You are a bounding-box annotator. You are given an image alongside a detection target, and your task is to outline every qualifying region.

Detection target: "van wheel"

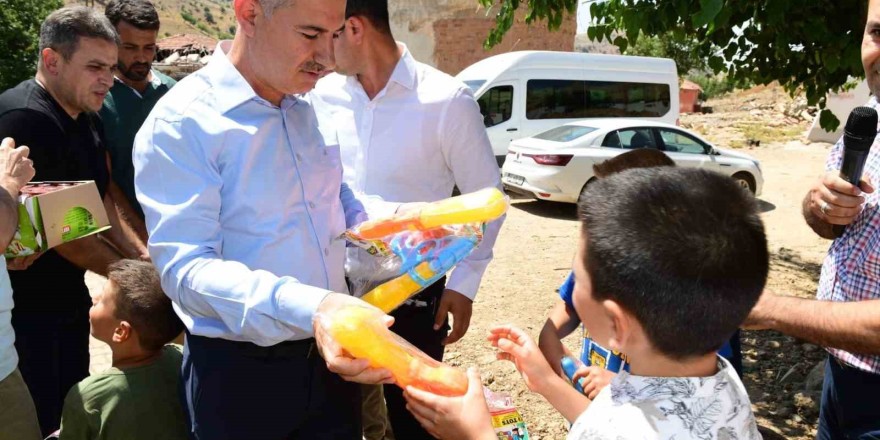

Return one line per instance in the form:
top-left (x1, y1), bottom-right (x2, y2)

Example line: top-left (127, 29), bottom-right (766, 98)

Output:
top-left (577, 178), bottom-right (598, 206)
top-left (732, 172), bottom-right (756, 195)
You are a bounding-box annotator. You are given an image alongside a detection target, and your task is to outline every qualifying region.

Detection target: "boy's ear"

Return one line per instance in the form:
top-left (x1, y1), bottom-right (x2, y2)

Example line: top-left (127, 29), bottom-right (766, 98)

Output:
top-left (602, 299), bottom-right (632, 353)
top-left (113, 321), bottom-right (132, 344)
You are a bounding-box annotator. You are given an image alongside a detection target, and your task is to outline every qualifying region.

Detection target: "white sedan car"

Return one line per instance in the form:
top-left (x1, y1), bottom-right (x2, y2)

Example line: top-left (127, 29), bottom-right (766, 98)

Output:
top-left (501, 119), bottom-right (763, 204)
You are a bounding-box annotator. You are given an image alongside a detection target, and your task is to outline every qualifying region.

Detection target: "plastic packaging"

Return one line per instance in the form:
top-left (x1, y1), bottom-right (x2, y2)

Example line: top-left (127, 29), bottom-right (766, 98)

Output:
top-left (318, 304), bottom-right (468, 396)
top-left (343, 187), bottom-right (509, 312)
top-left (485, 387), bottom-right (531, 440)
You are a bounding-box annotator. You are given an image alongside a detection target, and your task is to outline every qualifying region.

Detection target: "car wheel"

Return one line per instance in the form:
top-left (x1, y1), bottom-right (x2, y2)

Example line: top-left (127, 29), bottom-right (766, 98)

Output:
top-left (732, 172), bottom-right (756, 195)
top-left (577, 178), bottom-right (598, 206)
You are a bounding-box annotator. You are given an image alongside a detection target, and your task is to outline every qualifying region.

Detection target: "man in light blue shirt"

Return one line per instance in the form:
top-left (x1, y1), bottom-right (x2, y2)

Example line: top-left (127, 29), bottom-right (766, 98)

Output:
top-left (133, 0), bottom-right (394, 438)
top-left (0, 137), bottom-right (39, 440)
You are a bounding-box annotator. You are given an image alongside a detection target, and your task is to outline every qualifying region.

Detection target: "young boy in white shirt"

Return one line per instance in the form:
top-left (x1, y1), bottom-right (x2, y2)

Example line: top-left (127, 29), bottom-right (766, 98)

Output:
top-left (404, 167), bottom-right (766, 439)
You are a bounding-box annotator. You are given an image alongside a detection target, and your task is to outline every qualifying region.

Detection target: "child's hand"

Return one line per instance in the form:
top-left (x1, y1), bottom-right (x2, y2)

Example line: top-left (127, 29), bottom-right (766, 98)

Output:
top-left (488, 325), bottom-right (556, 393)
top-left (572, 366), bottom-right (616, 399)
top-left (404, 368), bottom-right (496, 440)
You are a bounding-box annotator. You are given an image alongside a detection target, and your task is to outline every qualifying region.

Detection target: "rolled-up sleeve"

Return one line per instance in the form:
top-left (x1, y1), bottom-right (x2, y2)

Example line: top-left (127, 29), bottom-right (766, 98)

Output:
top-left (134, 117), bottom-right (329, 346)
top-left (439, 89), bottom-right (506, 300)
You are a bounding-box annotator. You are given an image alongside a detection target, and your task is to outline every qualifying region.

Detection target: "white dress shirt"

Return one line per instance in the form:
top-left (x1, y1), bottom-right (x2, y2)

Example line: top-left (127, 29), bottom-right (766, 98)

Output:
top-left (134, 42), bottom-right (372, 346)
top-left (313, 45), bottom-right (504, 299)
top-left (0, 259), bottom-right (17, 380)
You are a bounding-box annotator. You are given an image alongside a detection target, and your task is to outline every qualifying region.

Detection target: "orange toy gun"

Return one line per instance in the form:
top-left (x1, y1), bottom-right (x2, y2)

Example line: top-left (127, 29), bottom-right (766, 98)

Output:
top-left (351, 187), bottom-right (507, 241)
top-left (321, 305), bottom-right (467, 396)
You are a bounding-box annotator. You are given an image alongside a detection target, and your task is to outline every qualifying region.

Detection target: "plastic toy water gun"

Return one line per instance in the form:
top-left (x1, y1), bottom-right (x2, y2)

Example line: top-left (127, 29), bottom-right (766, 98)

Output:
top-left (321, 304), bottom-right (468, 396)
top-left (561, 355), bottom-right (587, 394)
top-left (351, 187), bottom-right (507, 240)
top-left (361, 232), bottom-right (478, 312)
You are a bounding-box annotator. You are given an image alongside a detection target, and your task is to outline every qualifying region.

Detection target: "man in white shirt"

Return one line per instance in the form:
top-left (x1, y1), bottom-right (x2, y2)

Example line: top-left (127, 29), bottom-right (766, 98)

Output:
top-left (0, 137), bottom-right (39, 440)
top-left (313, 1), bottom-right (503, 438)
top-left (133, 0), bottom-right (395, 438)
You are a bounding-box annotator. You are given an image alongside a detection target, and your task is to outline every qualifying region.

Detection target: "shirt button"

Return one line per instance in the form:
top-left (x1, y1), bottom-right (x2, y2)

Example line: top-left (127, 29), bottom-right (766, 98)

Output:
top-left (295, 153), bottom-right (303, 161)
top-left (324, 248), bottom-right (330, 256)
top-left (308, 201), bottom-right (316, 209)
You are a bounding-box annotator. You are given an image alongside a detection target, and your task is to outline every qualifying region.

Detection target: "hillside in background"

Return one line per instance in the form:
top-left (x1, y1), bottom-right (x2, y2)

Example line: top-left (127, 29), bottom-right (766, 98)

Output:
top-left (64, 0), bottom-right (236, 40)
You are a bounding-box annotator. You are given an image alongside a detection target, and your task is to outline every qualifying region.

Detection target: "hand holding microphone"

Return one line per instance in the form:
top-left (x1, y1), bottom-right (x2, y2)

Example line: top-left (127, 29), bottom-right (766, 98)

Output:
top-left (809, 106), bottom-right (877, 237)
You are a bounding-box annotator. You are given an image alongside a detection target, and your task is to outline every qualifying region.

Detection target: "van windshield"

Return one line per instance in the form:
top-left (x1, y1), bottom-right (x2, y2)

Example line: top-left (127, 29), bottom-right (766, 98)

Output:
top-left (533, 125), bottom-right (597, 142)
top-left (464, 80), bottom-right (486, 93)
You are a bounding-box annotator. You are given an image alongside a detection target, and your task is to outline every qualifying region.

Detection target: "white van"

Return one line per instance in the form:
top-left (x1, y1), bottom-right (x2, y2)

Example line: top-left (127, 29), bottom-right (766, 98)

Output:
top-left (456, 51), bottom-right (680, 166)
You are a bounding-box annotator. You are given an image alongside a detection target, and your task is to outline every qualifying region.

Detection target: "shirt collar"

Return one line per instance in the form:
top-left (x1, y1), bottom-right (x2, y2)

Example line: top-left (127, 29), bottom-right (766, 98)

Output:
top-left (609, 356), bottom-right (733, 405)
top-left (203, 41), bottom-right (264, 114)
top-left (112, 70), bottom-right (164, 98)
top-left (343, 42), bottom-right (417, 95)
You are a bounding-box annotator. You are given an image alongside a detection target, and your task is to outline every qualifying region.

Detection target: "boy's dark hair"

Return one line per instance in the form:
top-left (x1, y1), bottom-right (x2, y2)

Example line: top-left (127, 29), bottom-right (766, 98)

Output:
top-left (579, 168), bottom-right (768, 360)
top-left (346, 0), bottom-right (392, 35)
top-left (108, 260), bottom-right (183, 351)
top-left (593, 149), bottom-right (675, 178)
top-left (105, 0), bottom-right (160, 31)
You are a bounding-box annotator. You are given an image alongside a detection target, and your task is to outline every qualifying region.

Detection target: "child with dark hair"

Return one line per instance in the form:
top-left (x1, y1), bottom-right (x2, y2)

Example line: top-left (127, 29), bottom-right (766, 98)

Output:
top-left (404, 167), bottom-right (767, 439)
top-left (539, 149), bottom-right (675, 398)
top-left (57, 260), bottom-right (187, 440)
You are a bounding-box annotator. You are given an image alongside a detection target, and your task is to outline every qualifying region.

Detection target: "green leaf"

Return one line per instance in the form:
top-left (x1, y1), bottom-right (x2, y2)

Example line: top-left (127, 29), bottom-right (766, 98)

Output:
top-left (819, 109), bottom-right (841, 132)
top-left (613, 36), bottom-right (629, 53)
top-left (692, 0), bottom-right (723, 28)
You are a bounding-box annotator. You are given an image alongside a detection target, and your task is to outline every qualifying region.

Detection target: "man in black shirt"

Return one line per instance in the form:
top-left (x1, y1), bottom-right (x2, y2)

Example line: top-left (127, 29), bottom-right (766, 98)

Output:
top-left (0, 6), bottom-right (147, 435)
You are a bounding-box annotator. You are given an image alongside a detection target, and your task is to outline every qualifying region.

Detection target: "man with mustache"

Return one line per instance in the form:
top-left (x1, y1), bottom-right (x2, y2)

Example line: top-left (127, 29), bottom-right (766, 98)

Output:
top-left (100, 0), bottom-right (175, 230)
top-left (133, 0), bottom-right (398, 438)
top-left (0, 6), bottom-right (148, 435)
top-left (745, 0), bottom-right (880, 437)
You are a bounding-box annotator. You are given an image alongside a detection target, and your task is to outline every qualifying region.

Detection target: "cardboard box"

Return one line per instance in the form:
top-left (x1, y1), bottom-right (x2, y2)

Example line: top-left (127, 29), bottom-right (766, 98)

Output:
top-left (5, 181), bottom-right (111, 258)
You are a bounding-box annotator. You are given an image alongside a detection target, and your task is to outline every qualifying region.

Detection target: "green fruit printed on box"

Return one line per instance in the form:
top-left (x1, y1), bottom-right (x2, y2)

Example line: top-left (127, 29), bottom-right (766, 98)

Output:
top-left (62, 206), bottom-right (98, 241)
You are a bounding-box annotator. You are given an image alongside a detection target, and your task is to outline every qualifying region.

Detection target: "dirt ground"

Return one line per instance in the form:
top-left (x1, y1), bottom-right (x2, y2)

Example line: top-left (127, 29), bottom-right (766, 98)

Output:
top-left (85, 84), bottom-right (834, 438)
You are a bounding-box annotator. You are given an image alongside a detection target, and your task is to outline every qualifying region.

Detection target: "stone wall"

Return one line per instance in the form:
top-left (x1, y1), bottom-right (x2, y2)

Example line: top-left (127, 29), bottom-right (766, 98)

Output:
top-left (390, 1), bottom-right (576, 75)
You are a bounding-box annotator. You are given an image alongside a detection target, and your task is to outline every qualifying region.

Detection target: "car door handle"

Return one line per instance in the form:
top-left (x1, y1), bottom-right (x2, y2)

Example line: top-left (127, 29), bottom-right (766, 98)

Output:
top-left (507, 128), bottom-right (518, 132)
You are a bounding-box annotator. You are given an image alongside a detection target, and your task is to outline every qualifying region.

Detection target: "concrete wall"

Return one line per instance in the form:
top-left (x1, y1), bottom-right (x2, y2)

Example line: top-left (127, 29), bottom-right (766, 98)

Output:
top-left (389, 1), bottom-right (576, 75)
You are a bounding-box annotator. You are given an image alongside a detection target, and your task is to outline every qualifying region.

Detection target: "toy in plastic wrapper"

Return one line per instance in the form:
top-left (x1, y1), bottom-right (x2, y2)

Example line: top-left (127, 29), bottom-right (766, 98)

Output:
top-left (342, 187), bottom-right (508, 312)
top-left (318, 304), bottom-right (468, 396)
top-left (485, 387), bottom-right (530, 440)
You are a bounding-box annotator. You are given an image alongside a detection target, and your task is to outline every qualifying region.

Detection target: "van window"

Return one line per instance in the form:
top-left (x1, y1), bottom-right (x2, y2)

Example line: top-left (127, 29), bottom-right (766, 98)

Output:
top-left (526, 80), bottom-right (671, 120)
top-left (477, 85), bottom-right (514, 128)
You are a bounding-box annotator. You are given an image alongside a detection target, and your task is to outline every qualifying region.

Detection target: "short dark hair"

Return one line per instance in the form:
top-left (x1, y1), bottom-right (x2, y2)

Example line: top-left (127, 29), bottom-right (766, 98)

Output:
top-left (108, 260), bottom-right (183, 351)
top-left (579, 168), bottom-right (768, 360)
top-left (39, 6), bottom-right (120, 60)
top-left (346, 0), bottom-right (392, 35)
top-left (105, 0), bottom-right (160, 31)
top-left (593, 149), bottom-right (675, 178)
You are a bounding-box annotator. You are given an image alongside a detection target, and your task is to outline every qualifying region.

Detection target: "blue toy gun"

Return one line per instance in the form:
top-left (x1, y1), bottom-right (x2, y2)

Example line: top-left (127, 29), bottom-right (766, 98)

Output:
top-left (360, 231), bottom-right (479, 312)
top-left (561, 355), bottom-right (587, 394)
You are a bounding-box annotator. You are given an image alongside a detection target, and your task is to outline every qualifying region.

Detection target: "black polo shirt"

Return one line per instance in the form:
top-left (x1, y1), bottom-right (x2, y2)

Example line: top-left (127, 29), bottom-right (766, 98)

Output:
top-left (0, 79), bottom-right (110, 312)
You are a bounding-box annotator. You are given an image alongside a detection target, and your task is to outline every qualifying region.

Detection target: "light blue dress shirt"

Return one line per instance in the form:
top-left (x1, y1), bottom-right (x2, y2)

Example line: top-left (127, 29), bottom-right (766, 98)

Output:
top-left (0, 259), bottom-right (18, 380)
top-left (134, 42), bottom-right (369, 346)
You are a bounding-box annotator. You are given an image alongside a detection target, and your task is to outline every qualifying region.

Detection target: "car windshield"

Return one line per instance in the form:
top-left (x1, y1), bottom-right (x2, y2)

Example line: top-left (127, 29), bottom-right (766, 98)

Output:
top-left (533, 125), bottom-right (598, 142)
top-left (463, 80), bottom-right (486, 93)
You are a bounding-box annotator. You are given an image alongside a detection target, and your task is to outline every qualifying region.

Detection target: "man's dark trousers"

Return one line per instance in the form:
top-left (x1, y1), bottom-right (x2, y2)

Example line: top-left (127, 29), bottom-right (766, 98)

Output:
top-left (817, 355), bottom-right (880, 439)
top-left (182, 332), bottom-right (362, 439)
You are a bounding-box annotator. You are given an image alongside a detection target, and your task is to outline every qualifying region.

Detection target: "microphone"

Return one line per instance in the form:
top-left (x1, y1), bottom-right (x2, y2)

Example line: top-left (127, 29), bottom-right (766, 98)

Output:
top-left (833, 106), bottom-right (878, 238)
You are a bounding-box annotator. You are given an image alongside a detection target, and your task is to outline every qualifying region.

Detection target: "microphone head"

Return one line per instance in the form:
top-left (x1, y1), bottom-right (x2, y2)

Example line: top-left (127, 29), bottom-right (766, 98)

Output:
top-left (843, 106), bottom-right (878, 152)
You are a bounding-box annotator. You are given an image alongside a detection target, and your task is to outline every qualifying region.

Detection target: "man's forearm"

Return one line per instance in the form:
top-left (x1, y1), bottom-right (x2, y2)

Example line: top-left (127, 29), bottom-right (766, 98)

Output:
top-left (102, 191), bottom-right (147, 259)
top-left (803, 191), bottom-right (835, 239)
top-left (54, 234), bottom-right (123, 276)
top-left (760, 295), bottom-right (880, 355)
top-left (108, 182), bottom-right (148, 242)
